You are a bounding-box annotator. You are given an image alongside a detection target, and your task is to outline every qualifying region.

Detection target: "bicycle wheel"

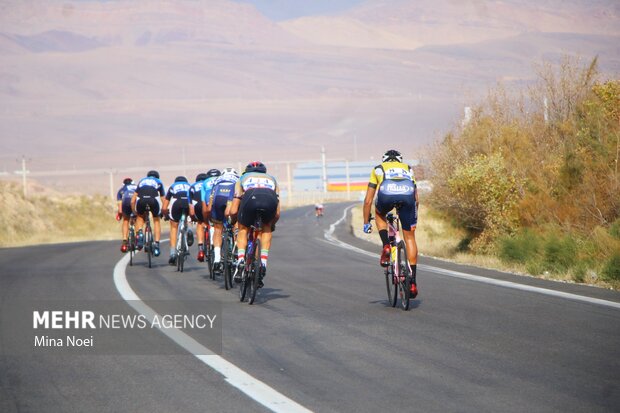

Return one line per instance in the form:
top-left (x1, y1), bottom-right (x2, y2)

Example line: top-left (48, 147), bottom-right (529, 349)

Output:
top-left (239, 258), bottom-right (248, 302)
top-left (248, 238), bottom-right (261, 304)
top-left (397, 240), bottom-right (411, 311)
top-left (385, 261), bottom-right (398, 307)
top-left (128, 227), bottom-right (135, 266)
top-left (222, 231), bottom-right (231, 290)
top-left (146, 227), bottom-right (153, 268)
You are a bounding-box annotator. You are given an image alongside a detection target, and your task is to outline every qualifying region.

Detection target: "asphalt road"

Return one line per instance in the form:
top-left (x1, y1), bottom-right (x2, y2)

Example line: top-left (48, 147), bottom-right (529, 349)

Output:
top-left (1, 203), bottom-right (619, 412)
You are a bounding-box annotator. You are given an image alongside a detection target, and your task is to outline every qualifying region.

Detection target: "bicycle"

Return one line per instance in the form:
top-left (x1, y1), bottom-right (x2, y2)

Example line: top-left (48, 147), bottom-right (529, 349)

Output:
top-left (239, 210), bottom-right (264, 305)
top-left (128, 214), bottom-right (137, 266)
top-left (221, 218), bottom-right (237, 290)
top-left (203, 222), bottom-right (216, 280)
top-left (175, 210), bottom-right (190, 273)
top-left (384, 210), bottom-right (412, 310)
top-left (143, 204), bottom-right (155, 269)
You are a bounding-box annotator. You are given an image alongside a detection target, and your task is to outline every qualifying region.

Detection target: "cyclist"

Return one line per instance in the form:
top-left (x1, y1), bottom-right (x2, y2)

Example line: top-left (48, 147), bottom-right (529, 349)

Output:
top-left (131, 170), bottom-right (165, 257)
top-left (229, 161), bottom-right (280, 287)
top-left (116, 177), bottom-right (137, 252)
top-left (362, 149), bottom-right (419, 298)
top-left (162, 176), bottom-right (192, 265)
top-left (315, 202), bottom-right (324, 218)
top-left (205, 167), bottom-right (239, 274)
top-left (188, 172), bottom-right (208, 262)
top-left (198, 168), bottom-right (221, 260)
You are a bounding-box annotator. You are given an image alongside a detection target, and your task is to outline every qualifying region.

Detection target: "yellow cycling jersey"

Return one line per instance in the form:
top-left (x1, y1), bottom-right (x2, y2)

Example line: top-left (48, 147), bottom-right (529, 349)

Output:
top-left (368, 161), bottom-right (416, 189)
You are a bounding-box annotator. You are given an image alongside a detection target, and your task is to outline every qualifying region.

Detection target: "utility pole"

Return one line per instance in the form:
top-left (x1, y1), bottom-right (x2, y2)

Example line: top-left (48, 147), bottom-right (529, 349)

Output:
top-left (321, 146), bottom-right (327, 193)
top-left (15, 156), bottom-right (29, 198)
top-left (108, 171), bottom-right (115, 201)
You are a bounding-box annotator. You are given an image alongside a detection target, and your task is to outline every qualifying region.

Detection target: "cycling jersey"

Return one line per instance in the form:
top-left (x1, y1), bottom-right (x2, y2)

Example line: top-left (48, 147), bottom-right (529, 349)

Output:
top-left (165, 181), bottom-right (191, 222)
top-left (369, 161), bottom-right (417, 230)
top-left (200, 176), bottom-right (218, 205)
top-left (235, 172), bottom-right (278, 195)
top-left (136, 177), bottom-right (165, 199)
top-left (117, 183), bottom-right (137, 202)
top-left (117, 183), bottom-right (137, 216)
top-left (210, 175), bottom-right (238, 223)
top-left (368, 161), bottom-right (416, 190)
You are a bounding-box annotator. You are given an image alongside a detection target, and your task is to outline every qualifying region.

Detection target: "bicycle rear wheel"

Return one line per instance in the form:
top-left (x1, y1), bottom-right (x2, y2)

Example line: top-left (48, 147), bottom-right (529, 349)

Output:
top-left (146, 227), bottom-right (153, 268)
top-left (222, 231), bottom-right (231, 290)
top-left (128, 227), bottom-right (135, 266)
top-left (385, 262), bottom-right (397, 307)
top-left (248, 238), bottom-right (261, 305)
top-left (397, 240), bottom-right (411, 310)
top-left (239, 260), bottom-right (248, 302)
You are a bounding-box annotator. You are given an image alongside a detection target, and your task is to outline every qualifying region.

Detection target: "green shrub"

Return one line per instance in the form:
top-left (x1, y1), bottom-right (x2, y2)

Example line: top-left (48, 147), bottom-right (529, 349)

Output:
top-left (498, 229), bottom-right (541, 264)
top-left (543, 235), bottom-right (578, 273)
top-left (602, 252), bottom-right (620, 281)
top-left (609, 219), bottom-right (620, 240)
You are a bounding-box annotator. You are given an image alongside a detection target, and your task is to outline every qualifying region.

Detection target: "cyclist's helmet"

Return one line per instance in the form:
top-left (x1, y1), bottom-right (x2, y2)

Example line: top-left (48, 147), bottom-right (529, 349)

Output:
top-left (221, 167), bottom-right (239, 179)
top-left (123, 177), bottom-right (133, 185)
top-left (195, 173), bottom-right (208, 182)
top-left (245, 161), bottom-right (267, 174)
top-left (147, 170), bottom-right (160, 179)
top-left (382, 149), bottom-right (403, 163)
top-left (174, 176), bottom-right (188, 183)
top-left (206, 168), bottom-right (221, 178)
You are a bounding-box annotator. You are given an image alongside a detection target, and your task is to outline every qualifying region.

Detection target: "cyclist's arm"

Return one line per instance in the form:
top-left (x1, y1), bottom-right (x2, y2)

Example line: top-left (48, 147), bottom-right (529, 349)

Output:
top-left (228, 181), bottom-right (243, 218)
top-left (363, 168), bottom-right (378, 224)
top-left (363, 185), bottom-right (376, 224)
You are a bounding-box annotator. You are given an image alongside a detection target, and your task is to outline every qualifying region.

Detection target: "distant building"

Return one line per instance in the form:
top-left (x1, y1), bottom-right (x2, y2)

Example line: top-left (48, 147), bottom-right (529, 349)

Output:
top-left (293, 160), bottom-right (422, 192)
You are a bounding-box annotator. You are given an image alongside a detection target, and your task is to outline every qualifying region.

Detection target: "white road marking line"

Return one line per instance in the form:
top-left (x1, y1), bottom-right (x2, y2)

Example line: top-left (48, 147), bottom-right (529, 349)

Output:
top-left (113, 254), bottom-right (313, 413)
top-left (325, 205), bottom-right (620, 310)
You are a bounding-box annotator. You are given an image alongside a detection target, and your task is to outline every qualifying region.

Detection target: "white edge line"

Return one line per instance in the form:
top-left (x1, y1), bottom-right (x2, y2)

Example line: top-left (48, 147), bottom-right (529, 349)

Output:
top-left (113, 254), bottom-right (313, 413)
top-left (324, 205), bottom-right (620, 310)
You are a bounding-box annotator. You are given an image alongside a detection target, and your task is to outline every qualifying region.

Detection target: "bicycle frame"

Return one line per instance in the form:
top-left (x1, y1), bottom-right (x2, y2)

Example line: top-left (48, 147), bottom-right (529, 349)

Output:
top-left (386, 213), bottom-right (403, 281)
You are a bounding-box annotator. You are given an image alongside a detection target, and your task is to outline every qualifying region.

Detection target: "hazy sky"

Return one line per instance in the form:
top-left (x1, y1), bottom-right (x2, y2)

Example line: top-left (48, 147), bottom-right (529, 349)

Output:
top-left (234, 0), bottom-right (365, 20)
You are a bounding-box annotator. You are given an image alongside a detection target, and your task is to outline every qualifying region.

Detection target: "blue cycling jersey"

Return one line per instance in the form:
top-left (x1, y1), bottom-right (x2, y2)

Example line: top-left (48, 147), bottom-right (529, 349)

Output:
top-left (200, 177), bottom-right (218, 204)
top-left (136, 177), bottom-right (165, 198)
top-left (117, 183), bottom-right (137, 202)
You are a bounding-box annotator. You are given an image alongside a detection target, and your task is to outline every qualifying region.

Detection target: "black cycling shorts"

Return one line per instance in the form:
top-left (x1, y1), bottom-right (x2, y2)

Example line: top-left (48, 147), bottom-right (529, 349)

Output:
top-left (193, 201), bottom-right (204, 223)
top-left (136, 197), bottom-right (161, 217)
top-left (211, 195), bottom-right (230, 223)
top-left (375, 192), bottom-right (417, 230)
top-left (169, 199), bottom-right (190, 223)
top-left (121, 199), bottom-right (133, 218)
top-left (238, 188), bottom-right (278, 228)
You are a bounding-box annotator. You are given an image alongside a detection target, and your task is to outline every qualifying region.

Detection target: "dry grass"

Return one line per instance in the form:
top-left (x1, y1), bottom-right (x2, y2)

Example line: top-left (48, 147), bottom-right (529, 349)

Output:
top-left (0, 181), bottom-right (119, 247)
top-left (350, 203), bottom-right (617, 288)
top-left (350, 203), bottom-right (467, 257)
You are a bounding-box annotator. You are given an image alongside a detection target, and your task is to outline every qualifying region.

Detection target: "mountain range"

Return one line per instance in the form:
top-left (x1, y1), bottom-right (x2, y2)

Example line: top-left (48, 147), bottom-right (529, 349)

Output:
top-left (0, 0), bottom-right (618, 191)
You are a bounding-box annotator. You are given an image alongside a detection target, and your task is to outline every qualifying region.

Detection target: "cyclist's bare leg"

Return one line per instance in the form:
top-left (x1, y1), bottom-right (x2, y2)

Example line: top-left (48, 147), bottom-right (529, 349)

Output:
top-left (402, 227), bottom-right (418, 265)
top-left (122, 216), bottom-right (130, 240)
top-left (169, 221), bottom-right (178, 251)
top-left (213, 222), bottom-right (223, 248)
top-left (235, 223), bottom-right (249, 267)
top-left (259, 224), bottom-right (273, 250)
top-left (153, 217), bottom-right (161, 242)
top-left (197, 222), bottom-right (205, 245)
top-left (135, 215), bottom-right (145, 233)
top-left (375, 210), bottom-right (388, 231)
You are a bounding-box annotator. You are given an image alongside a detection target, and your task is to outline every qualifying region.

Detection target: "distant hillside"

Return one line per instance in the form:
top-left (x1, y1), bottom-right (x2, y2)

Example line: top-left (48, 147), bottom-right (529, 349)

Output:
top-left (280, 0), bottom-right (620, 49)
top-left (0, 0), bottom-right (617, 193)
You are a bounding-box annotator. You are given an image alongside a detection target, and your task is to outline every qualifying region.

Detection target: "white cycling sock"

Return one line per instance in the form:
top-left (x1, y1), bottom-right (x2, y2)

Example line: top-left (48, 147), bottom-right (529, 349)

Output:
top-left (214, 247), bottom-right (221, 263)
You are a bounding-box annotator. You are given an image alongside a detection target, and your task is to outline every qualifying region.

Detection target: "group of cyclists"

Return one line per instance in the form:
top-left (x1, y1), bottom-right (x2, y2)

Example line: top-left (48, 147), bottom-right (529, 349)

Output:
top-left (116, 149), bottom-right (419, 298)
top-left (116, 161), bottom-right (280, 287)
